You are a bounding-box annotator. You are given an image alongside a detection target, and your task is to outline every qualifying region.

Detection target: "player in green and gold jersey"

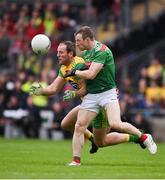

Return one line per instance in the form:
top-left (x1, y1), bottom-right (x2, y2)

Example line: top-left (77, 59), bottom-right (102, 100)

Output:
top-left (29, 41), bottom-right (97, 152)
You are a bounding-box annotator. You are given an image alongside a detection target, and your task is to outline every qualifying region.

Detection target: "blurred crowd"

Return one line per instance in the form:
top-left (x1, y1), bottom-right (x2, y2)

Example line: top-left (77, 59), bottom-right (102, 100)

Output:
top-left (0, 0), bottom-right (83, 138)
top-left (119, 56), bottom-right (165, 135)
top-left (0, 0), bottom-right (164, 139)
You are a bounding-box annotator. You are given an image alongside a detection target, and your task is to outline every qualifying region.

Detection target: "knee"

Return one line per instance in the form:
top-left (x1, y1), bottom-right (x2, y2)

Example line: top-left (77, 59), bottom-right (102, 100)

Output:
top-left (110, 121), bottom-right (123, 130)
top-left (94, 138), bottom-right (106, 147)
top-left (61, 118), bottom-right (68, 130)
top-left (75, 122), bottom-right (86, 134)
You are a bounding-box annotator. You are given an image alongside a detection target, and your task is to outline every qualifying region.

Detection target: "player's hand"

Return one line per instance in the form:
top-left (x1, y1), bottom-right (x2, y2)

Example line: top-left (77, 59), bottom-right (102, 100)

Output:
top-left (29, 83), bottom-right (43, 96)
top-left (64, 69), bottom-right (76, 78)
top-left (63, 90), bottom-right (76, 101)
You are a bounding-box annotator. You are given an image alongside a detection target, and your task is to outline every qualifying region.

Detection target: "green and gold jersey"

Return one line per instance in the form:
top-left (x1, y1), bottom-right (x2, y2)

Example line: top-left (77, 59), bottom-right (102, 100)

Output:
top-left (82, 41), bottom-right (116, 94)
top-left (58, 56), bottom-right (85, 90)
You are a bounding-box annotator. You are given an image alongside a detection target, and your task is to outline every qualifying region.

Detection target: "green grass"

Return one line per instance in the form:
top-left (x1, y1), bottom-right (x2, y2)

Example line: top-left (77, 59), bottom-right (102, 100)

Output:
top-left (0, 138), bottom-right (165, 179)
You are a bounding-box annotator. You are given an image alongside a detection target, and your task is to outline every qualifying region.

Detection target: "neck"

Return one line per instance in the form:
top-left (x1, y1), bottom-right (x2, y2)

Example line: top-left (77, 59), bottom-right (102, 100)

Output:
top-left (64, 58), bottom-right (73, 66)
top-left (87, 40), bottom-right (95, 50)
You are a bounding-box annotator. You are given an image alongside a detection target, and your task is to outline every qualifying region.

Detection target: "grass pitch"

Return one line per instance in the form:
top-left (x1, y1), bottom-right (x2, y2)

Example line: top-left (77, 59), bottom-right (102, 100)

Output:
top-left (0, 138), bottom-right (165, 179)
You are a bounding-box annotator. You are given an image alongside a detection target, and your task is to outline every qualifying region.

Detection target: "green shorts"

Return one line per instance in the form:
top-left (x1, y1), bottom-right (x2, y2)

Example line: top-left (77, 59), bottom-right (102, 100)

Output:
top-left (92, 107), bottom-right (109, 129)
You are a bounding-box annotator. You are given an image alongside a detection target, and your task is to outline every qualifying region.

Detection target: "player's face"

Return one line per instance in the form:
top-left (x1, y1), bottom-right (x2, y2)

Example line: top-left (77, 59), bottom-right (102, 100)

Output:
top-left (75, 33), bottom-right (88, 51)
top-left (57, 43), bottom-right (71, 65)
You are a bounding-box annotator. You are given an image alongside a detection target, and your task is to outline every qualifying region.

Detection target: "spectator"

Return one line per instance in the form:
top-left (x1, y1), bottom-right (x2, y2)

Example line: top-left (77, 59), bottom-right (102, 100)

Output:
top-left (58, 16), bottom-right (75, 41)
top-left (43, 11), bottom-right (57, 36)
top-left (139, 67), bottom-right (150, 83)
top-left (52, 101), bottom-right (66, 138)
top-left (9, 2), bottom-right (18, 22)
top-left (26, 17), bottom-right (44, 41)
top-left (147, 57), bottom-right (163, 82)
top-left (22, 96), bottom-right (41, 138)
top-left (121, 77), bottom-right (134, 94)
top-left (134, 79), bottom-right (147, 109)
top-left (145, 80), bottom-right (161, 107)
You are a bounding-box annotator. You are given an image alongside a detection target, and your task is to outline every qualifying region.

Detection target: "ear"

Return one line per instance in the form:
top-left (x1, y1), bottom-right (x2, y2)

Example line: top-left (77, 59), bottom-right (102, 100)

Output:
top-left (68, 51), bottom-right (74, 57)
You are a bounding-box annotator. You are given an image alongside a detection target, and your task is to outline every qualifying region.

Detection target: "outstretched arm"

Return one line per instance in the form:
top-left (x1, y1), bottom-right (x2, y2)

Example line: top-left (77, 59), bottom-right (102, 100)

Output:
top-left (30, 76), bottom-right (65, 96)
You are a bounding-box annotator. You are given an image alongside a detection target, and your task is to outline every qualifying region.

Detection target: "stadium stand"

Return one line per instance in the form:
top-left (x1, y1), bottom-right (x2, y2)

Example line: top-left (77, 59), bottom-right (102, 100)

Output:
top-left (0, 0), bottom-right (165, 140)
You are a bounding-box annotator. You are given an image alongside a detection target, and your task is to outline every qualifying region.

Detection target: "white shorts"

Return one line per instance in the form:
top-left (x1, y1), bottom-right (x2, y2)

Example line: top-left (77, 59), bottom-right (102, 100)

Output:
top-left (80, 88), bottom-right (119, 113)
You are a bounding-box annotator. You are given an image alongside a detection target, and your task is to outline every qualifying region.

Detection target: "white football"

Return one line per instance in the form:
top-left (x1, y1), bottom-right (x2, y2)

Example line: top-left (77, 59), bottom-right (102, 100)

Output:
top-left (31, 34), bottom-right (51, 55)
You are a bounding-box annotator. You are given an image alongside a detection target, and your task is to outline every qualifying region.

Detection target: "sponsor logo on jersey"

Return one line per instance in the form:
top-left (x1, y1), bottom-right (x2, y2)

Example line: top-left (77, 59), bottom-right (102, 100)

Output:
top-left (68, 80), bottom-right (79, 89)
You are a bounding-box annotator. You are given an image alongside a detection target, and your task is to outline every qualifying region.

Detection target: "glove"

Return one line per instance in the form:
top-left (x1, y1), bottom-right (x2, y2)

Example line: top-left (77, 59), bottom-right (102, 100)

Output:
top-left (64, 69), bottom-right (76, 78)
top-left (63, 90), bottom-right (76, 101)
top-left (29, 83), bottom-right (43, 96)
top-left (63, 65), bottom-right (88, 78)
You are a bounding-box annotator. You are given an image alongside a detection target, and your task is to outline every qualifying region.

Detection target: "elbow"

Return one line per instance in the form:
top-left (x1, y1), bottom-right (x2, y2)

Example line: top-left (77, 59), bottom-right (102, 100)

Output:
top-left (90, 76), bottom-right (96, 80)
top-left (88, 73), bottom-right (96, 80)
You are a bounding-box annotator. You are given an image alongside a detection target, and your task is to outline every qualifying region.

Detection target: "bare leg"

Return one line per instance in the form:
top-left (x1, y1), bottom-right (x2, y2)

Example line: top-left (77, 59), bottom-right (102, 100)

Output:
top-left (73, 109), bottom-right (97, 157)
top-left (105, 101), bottom-right (142, 138)
top-left (93, 128), bottom-right (130, 147)
top-left (61, 106), bottom-right (79, 132)
top-left (61, 105), bottom-right (93, 140)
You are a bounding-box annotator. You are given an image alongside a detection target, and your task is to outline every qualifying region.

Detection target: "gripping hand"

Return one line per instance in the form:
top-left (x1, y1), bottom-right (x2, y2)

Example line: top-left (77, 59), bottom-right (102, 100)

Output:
top-left (63, 65), bottom-right (88, 78)
top-left (29, 83), bottom-right (43, 96)
top-left (64, 69), bottom-right (76, 78)
top-left (63, 90), bottom-right (76, 101)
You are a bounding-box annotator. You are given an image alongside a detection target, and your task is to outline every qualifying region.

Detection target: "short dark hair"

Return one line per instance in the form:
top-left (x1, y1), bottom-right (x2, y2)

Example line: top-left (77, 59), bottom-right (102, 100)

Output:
top-left (75, 26), bottom-right (94, 40)
top-left (60, 41), bottom-right (76, 56)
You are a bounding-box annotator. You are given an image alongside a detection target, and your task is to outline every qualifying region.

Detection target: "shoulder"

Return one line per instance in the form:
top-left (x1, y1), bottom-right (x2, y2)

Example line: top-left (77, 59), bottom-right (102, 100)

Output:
top-left (95, 42), bottom-right (113, 58)
top-left (74, 56), bottom-right (86, 70)
top-left (95, 41), bottom-right (109, 52)
top-left (74, 56), bottom-right (85, 64)
top-left (59, 65), bottom-right (65, 71)
top-left (58, 65), bottom-right (65, 77)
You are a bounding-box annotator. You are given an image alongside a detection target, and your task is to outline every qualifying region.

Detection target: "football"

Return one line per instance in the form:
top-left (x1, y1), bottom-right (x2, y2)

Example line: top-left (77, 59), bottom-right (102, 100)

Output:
top-left (31, 34), bottom-right (51, 55)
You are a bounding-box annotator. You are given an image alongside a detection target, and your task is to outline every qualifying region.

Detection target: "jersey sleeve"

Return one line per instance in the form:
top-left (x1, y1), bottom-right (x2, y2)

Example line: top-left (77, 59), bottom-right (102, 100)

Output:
top-left (58, 68), bottom-right (63, 78)
top-left (74, 63), bottom-right (86, 81)
top-left (75, 63), bottom-right (86, 70)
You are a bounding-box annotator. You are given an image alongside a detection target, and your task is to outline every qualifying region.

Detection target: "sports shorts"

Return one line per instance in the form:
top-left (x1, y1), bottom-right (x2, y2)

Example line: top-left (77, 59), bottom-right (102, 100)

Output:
top-left (92, 107), bottom-right (109, 129)
top-left (80, 88), bottom-right (118, 113)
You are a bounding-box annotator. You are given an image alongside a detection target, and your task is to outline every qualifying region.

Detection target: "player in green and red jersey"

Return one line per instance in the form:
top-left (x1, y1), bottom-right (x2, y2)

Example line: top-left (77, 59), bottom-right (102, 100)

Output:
top-left (82, 41), bottom-right (116, 94)
top-left (64, 26), bottom-right (157, 166)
